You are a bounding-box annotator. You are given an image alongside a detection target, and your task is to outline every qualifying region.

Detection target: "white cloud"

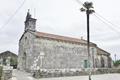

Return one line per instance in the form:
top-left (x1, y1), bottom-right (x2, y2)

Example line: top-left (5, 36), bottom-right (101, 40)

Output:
top-left (0, 0), bottom-right (120, 59)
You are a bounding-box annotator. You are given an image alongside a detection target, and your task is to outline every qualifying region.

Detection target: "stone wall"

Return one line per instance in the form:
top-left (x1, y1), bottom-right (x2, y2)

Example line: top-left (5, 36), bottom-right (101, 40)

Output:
top-left (97, 48), bottom-right (112, 68)
top-left (3, 70), bottom-right (12, 80)
top-left (33, 68), bottom-right (120, 78)
top-left (30, 37), bottom-right (97, 70)
top-left (18, 31), bottom-right (35, 71)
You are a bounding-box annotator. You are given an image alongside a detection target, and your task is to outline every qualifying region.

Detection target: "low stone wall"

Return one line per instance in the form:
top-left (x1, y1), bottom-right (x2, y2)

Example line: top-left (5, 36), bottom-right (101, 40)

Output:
top-left (32, 68), bottom-right (120, 78)
top-left (93, 68), bottom-right (120, 74)
top-left (33, 70), bottom-right (88, 78)
top-left (0, 66), bottom-right (13, 80)
top-left (0, 66), bottom-right (3, 80)
top-left (3, 70), bottom-right (12, 80)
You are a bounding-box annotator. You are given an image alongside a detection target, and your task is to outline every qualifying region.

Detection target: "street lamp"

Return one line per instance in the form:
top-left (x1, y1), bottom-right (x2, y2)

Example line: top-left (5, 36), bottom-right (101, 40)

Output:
top-left (80, 2), bottom-right (95, 80)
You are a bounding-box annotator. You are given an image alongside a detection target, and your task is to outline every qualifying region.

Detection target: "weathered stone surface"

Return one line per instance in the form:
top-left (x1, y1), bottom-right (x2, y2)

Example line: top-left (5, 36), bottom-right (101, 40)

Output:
top-left (32, 68), bottom-right (120, 78)
top-left (3, 70), bottom-right (12, 80)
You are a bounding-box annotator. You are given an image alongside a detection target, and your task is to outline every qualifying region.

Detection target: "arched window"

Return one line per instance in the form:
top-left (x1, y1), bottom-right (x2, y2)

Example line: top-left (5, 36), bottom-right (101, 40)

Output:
top-left (25, 37), bottom-right (27, 41)
top-left (108, 57), bottom-right (112, 68)
top-left (101, 57), bottom-right (105, 68)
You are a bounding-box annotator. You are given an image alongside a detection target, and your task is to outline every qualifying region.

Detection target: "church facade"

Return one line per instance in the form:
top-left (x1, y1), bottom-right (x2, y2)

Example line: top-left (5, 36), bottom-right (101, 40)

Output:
top-left (18, 12), bottom-right (112, 72)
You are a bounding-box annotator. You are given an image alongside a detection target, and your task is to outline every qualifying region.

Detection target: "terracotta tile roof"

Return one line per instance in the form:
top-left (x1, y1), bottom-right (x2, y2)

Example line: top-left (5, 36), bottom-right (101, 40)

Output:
top-left (36, 31), bottom-right (96, 46)
top-left (0, 51), bottom-right (18, 58)
top-left (97, 48), bottom-right (110, 56)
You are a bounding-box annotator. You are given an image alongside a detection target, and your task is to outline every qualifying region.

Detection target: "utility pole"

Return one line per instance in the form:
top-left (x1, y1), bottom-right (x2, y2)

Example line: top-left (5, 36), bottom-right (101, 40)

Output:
top-left (80, 2), bottom-right (95, 80)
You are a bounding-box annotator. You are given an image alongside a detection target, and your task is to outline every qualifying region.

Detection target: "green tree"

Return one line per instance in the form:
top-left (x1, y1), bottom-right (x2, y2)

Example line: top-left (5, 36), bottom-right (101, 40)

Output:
top-left (10, 57), bottom-right (17, 66)
top-left (3, 58), bottom-right (6, 65)
top-left (113, 60), bottom-right (120, 67)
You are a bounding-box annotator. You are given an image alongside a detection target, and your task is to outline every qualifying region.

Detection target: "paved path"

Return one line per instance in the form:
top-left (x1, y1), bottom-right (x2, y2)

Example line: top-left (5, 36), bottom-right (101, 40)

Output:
top-left (9, 70), bottom-right (120, 80)
top-left (9, 70), bottom-right (36, 80)
top-left (39, 74), bottom-right (120, 80)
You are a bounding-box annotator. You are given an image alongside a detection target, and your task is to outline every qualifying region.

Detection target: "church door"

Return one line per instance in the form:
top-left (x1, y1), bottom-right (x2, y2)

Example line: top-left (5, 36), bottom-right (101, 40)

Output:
top-left (108, 57), bottom-right (111, 68)
top-left (101, 57), bottom-right (105, 68)
top-left (23, 52), bottom-right (27, 70)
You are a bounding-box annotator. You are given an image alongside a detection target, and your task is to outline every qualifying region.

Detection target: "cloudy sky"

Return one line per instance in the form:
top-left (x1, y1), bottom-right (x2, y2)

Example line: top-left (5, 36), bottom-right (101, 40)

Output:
top-left (0, 0), bottom-right (120, 60)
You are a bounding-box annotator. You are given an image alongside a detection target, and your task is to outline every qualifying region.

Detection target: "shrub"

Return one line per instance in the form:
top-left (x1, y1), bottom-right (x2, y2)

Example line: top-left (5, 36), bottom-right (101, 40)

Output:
top-left (113, 60), bottom-right (120, 67)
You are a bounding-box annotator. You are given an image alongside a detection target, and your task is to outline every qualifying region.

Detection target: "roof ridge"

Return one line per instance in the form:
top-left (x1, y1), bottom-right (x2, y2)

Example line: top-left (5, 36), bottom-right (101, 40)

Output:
top-left (36, 31), bottom-right (83, 40)
top-left (35, 31), bottom-right (96, 46)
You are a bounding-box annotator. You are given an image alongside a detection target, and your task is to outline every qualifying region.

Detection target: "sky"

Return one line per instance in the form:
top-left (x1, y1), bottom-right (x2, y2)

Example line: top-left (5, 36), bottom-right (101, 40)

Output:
top-left (0, 0), bottom-right (120, 60)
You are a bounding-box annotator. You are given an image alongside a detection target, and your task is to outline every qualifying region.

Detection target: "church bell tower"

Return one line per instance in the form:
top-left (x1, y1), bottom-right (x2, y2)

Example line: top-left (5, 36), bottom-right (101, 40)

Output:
top-left (24, 10), bottom-right (37, 31)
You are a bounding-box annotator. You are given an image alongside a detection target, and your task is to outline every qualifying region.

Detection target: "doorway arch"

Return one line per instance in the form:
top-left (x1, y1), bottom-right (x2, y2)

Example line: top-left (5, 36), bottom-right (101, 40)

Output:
top-left (101, 57), bottom-right (105, 68)
top-left (23, 52), bottom-right (27, 70)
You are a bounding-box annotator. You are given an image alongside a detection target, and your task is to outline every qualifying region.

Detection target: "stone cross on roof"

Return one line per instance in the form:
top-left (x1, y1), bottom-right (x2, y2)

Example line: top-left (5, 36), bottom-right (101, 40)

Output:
top-left (26, 9), bottom-right (32, 20)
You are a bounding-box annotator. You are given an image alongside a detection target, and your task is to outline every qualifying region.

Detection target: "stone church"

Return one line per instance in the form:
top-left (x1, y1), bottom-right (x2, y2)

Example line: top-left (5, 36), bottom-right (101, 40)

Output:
top-left (18, 11), bottom-right (112, 72)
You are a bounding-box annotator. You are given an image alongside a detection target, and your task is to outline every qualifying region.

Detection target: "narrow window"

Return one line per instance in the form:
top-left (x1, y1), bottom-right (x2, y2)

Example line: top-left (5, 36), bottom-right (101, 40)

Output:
top-left (84, 60), bottom-right (88, 68)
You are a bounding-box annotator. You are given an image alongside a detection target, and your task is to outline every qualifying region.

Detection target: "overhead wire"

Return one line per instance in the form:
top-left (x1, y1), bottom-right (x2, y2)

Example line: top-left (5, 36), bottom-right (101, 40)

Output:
top-left (95, 12), bottom-right (120, 29)
top-left (0, 0), bottom-right (26, 31)
top-left (76, 0), bottom-right (120, 35)
top-left (93, 13), bottom-right (120, 35)
top-left (76, 0), bottom-right (83, 5)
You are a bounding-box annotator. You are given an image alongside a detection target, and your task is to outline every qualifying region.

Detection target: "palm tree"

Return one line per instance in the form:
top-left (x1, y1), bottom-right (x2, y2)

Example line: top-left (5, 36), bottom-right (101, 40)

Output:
top-left (80, 2), bottom-right (95, 80)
